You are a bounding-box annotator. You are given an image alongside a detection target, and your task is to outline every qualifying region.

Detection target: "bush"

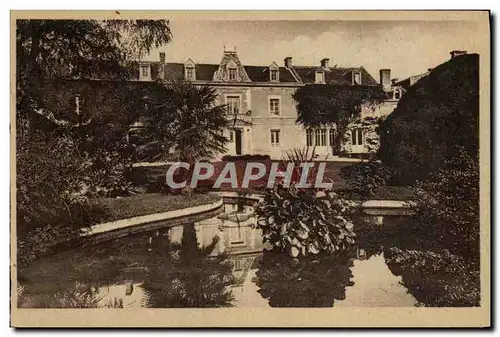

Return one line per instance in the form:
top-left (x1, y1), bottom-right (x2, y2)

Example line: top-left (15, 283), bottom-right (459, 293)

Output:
top-left (385, 247), bottom-right (480, 307)
top-left (254, 185), bottom-right (355, 257)
top-left (340, 160), bottom-right (393, 199)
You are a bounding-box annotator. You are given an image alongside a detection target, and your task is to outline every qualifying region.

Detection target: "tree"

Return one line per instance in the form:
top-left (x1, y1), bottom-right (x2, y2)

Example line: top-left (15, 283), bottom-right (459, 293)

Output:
top-left (16, 19), bottom-right (172, 262)
top-left (140, 80), bottom-right (229, 164)
top-left (379, 53), bottom-right (479, 185)
top-left (292, 85), bottom-right (387, 154)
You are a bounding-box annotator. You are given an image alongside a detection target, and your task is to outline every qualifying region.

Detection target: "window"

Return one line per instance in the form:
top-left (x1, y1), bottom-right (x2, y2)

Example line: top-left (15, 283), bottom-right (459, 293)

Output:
top-left (329, 128), bottom-right (336, 146)
top-left (228, 68), bottom-right (237, 80)
top-left (229, 131), bottom-right (234, 142)
top-left (315, 71), bottom-right (325, 84)
top-left (306, 129), bottom-right (313, 147)
top-left (269, 98), bottom-right (280, 115)
top-left (233, 259), bottom-right (244, 271)
top-left (270, 129), bottom-right (280, 147)
top-left (229, 226), bottom-right (244, 245)
top-left (306, 128), bottom-right (328, 147)
top-left (140, 65), bottom-right (150, 80)
top-left (226, 96), bottom-right (240, 114)
top-left (270, 69), bottom-right (278, 82)
top-left (394, 89), bottom-right (401, 100)
top-left (352, 128), bottom-right (364, 146)
top-left (186, 67), bottom-right (195, 81)
top-left (353, 72), bottom-right (362, 85)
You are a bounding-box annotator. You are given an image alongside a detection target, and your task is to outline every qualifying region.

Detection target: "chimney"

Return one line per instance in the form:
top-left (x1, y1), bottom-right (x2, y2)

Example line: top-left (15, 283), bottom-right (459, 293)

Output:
top-left (379, 69), bottom-right (391, 92)
top-left (450, 50), bottom-right (467, 59)
top-left (158, 52), bottom-right (166, 80)
top-left (284, 57), bottom-right (293, 68)
top-left (321, 58), bottom-right (330, 69)
top-left (391, 78), bottom-right (399, 85)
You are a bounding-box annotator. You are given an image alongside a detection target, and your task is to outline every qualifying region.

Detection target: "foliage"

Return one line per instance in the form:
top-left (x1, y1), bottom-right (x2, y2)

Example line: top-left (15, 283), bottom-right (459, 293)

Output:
top-left (410, 148), bottom-right (479, 259)
top-left (385, 247), bottom-right (480, 307)
top-left (340, 160), bottom-right (394, 199)
top-left (140, 80), bottom-right (229, 163)
top-left (379, 54), bottom-right (479, 184)
top-left (293, 85), bottom-right (387, 153)
top-left (16, 19), bottom-right (172, 264)
top-left (254, 185), bottom-right (355, 257)
top-left (222, 154), bottom-right (271, 161)
top-left (254, 250), bottom-right (355, 307)
top-left (141, 223), bottom-right (235, 307)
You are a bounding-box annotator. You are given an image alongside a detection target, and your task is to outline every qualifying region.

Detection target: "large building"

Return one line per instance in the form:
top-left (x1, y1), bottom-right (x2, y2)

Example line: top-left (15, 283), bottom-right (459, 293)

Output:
top-left (132, 50), bottom-right (401, 160)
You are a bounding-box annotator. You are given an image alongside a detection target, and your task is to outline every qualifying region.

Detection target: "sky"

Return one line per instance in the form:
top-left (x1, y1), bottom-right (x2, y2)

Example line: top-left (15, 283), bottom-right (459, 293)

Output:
top-left (145, 20), bottom-right (483, 81)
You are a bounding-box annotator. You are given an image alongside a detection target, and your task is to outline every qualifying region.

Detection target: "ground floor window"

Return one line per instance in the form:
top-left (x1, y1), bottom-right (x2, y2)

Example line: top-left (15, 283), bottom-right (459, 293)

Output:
top-left (270, 129), bottom-right (280, 147)
top-left (306, 128), bottom-right (328, 147)
top-left (352, 128), bottom-right (364, 146)
top-left (229, 226), bottom-right (245, 245)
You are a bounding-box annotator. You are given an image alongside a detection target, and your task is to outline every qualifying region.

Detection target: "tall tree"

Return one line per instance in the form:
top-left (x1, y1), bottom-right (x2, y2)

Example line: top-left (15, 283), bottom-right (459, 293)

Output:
top-left (16, 19), bottom-right (172, 263)
top-left (379, 53), bottom-right (479, 184)
top-left (292, 85), bottom-right (386, 154)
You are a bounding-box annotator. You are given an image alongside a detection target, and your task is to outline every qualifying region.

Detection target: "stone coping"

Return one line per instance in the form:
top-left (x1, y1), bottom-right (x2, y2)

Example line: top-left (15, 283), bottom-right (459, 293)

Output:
top-left (82, 198), bottom-right (224, 237)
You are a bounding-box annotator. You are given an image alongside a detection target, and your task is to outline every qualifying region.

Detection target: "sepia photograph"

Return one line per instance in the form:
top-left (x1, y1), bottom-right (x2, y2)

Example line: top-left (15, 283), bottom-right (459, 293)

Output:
top-left (10, 10), bottom-right (490, 327)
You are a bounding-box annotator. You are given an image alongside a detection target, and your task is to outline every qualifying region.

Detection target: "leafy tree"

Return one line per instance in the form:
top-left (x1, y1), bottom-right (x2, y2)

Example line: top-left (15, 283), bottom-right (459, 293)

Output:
top-left (140, 80), bottom-right (229, 164)
top-left (293, 85), bottom-right (387, 154)
top-left (379, 54), bottom-right (479, 184)
top-left (16, 19), bottom-right (172, 262)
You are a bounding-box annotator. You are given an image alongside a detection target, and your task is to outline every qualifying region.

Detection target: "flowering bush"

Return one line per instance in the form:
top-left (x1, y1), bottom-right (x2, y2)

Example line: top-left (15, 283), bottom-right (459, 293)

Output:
top-left (254, 185), bottom-right (355, 258)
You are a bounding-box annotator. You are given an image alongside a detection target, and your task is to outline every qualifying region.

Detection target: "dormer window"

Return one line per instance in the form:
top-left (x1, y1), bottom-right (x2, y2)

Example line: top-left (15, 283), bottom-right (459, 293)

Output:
top-left (315, 71), bottom-right (325, 84)
top-left (139, 64), bottom-right (151, 81)
top-left (184, 58), bottom-right (196, 81)
top-left (270, 69), bottom-right (279, 82)
top-left (394, 88), bottom-right (402, 100)
top-left (228, 67), bottom-right (237, 81)
top-left (186, 66), bottom-right (195, 81)
top-left (353, 71), bottom-right (362, 85)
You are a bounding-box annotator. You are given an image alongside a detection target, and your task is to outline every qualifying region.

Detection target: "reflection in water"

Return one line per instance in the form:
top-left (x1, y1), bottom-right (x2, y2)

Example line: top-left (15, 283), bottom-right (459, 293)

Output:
top-left (141, 223), bottom-right (235, 308)
top-left (254, 250), bottom-right (355, 307)
top-left (18, 206), bottom-right (422, 308)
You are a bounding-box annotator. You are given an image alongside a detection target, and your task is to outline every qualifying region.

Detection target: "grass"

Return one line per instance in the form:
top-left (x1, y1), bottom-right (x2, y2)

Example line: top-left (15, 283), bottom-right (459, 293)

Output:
top-left (91, 192), bottom-right (221, 223)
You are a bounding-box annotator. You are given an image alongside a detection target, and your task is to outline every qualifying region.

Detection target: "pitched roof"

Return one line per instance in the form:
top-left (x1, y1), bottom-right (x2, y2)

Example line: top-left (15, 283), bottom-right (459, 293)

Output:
top-left (131, 60), bottom-right (378, 86)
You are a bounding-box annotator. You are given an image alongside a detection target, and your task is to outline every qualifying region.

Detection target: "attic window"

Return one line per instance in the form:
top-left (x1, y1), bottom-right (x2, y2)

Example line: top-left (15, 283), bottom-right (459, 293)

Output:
top-left (228, 67), bottom-right (237, 81)
top-left (353, 71), bottom-right (362, 85)
top-left (139, 64), bottom-right (151, 80)
top-left (315, 71), bottom-right (325, 84)
top-left (185, 66), bottom-right (195, 81)
top-left (394, 88), bottom-right (402, 100)
top-left (270, 69), bottom-right (279, 82)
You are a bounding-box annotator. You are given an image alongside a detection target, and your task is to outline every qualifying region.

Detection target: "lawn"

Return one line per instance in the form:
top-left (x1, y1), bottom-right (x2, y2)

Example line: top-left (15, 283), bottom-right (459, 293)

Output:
top-left (91, 192), bottom-right (221, 223)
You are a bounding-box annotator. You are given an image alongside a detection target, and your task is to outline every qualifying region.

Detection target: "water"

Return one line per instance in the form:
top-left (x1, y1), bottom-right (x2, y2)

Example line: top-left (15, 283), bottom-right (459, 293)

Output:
top-left (17, 203), bottom-right (417, 308)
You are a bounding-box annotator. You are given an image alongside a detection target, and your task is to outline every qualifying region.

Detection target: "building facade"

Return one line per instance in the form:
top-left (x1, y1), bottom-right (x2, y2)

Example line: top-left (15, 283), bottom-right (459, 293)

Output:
top-left (134, 50), bottom-right (401, 160)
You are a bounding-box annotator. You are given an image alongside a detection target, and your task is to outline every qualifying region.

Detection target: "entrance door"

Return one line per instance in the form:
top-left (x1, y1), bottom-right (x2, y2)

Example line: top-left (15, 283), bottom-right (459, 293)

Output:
top-left (234, 129), bottom-right (242, 155)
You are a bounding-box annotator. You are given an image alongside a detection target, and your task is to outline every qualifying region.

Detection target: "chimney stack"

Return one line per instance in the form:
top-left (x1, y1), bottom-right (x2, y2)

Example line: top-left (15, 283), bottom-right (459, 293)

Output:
top-left (379, 69), bottom-right (391, 92)
top-left (450, 50), bottom-right (467, 59)
top-left (391, 78), bottom-right (399, 85)
top-left (284, 57), bottom-right (293, 68)
top-left (321, 58), bottom-right (330, 69)
top-left (158, 52), bottom-right (166, 80)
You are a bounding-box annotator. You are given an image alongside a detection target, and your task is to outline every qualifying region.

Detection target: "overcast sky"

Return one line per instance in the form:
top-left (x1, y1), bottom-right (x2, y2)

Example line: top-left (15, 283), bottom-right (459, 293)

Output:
top-left (145, 20), bottom-right (482, 81)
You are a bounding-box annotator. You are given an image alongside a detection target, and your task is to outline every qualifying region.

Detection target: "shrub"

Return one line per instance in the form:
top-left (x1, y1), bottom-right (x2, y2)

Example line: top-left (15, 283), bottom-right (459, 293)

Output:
top-left (254, 185), bottom-right (355, 258)
top-left (340, 160), bottom-right (393, 199)
top-left (385, 247), bottom-right (480, 307)
top-left (221, 154), bottom-right (271, 162)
